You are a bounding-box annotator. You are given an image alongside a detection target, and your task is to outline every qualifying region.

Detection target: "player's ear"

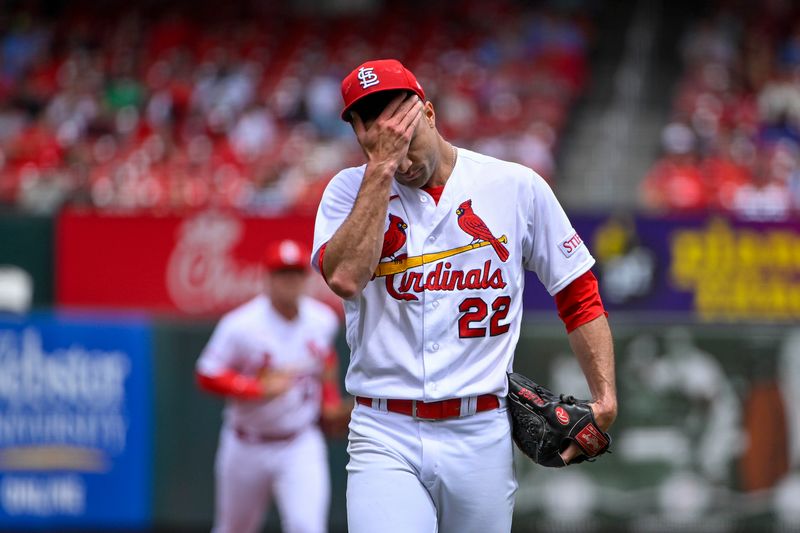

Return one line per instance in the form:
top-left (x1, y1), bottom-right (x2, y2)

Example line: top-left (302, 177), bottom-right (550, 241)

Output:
top-left (424, 101), bottom-right (436, 128)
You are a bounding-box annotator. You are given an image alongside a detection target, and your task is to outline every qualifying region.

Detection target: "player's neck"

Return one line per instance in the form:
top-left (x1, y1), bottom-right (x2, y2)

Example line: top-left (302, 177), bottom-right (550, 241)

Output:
top-left (271, 299), bottom-right (299, 321)
top-left (428, 137), bottom-right (457, 188)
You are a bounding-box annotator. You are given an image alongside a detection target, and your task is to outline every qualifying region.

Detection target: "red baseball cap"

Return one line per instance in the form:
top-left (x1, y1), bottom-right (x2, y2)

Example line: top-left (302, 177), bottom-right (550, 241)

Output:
top-left (262, 239), bottom-right (311, 272)
top-left (340, 59), bottom-right (425, 121)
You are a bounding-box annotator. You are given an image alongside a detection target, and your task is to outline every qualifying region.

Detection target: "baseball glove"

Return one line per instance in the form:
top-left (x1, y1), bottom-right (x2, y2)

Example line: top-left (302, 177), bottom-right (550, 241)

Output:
top-left (507, 372), bottom-right (611, 467)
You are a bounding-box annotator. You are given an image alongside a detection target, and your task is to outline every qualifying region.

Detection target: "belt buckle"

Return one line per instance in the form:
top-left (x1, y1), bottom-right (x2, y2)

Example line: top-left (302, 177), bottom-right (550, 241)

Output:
top-left (411, 400), bottom-right (438, 421)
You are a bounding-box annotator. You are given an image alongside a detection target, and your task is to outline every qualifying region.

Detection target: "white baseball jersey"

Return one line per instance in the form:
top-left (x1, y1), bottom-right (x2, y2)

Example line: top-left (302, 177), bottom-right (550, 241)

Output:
top-left (312, 147), bottom-right (594, 401)
top-left (196, 294), bottom-right (339, 435)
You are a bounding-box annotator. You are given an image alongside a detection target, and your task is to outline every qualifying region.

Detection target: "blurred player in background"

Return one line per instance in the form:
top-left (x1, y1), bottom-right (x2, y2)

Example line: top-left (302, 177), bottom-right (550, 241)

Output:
top-left (196, 238), bottom-right (348, 533)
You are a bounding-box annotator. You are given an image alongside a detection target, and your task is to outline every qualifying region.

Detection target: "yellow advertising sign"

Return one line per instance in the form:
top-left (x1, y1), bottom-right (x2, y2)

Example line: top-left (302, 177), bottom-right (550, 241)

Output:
top-left (671, 218), bottom-right (800, 321)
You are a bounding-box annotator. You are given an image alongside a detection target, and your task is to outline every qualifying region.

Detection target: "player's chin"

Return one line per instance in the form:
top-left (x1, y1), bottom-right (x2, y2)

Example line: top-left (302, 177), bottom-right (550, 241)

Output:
top-left (394, 169), bottom-right (427, 188)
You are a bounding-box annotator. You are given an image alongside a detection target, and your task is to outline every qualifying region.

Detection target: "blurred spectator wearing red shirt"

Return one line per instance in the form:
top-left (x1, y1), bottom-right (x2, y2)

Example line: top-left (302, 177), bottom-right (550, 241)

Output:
top-left (0, 1), bottom-right (592, 214)
top-left (730, 141), bottom-right (794, 221)
top-left (702, 133), bottom-right (755, 211)
top-left (640, 122), bottom-right (710, 212)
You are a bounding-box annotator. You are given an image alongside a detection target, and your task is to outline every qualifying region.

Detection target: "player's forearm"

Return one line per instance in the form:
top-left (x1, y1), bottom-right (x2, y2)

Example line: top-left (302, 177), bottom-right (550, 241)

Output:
top-left (196, 370), bottom-right (264, 400)
top-left (567, 314), bottom-right (617, 428)
top-left (323, 163), bottom-right (395, 298)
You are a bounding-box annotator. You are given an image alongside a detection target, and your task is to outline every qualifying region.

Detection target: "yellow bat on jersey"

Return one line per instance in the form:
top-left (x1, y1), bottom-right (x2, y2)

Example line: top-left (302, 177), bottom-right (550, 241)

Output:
top-left (374, 235), bottom-right (508, 277)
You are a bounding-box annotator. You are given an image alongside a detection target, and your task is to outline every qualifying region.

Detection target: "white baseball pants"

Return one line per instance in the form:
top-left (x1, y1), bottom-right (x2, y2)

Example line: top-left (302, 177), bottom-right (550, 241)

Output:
top-left (346, 401), bottom-right (517, 533)
top-left (212, 425), bottom-right (330, 533)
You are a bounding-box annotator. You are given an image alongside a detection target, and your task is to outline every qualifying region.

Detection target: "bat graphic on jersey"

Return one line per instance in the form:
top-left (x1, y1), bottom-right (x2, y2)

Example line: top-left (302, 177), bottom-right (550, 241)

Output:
top-left (374, 235), bottom-right (508, 277)
top-left (456, 200), bottom-right (510, 262)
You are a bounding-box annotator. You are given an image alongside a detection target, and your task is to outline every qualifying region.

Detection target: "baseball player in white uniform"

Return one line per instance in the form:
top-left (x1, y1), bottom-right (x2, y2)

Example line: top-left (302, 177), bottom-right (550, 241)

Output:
top-left (196, 239), bottom-right (347, 533)
top-left (312, 59), bottom-right (618, 533)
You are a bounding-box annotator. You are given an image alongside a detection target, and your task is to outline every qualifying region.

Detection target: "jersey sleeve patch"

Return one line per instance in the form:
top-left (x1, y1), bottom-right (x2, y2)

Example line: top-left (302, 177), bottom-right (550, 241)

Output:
top-left (559, 230), bottom-right (584, 258)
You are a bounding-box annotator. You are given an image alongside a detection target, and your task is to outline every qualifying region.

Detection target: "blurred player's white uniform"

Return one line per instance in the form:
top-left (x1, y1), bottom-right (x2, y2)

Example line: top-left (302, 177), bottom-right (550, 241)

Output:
top-left (197, 241), bottom-right (340, 533)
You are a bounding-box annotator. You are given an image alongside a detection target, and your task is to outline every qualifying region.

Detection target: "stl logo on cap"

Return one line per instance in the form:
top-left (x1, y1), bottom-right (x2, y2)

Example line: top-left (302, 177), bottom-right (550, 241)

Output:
top-left (340, 59), bottom-right (426, 121)
top-left (357, 67), bottom-right (380, 89)
top-left (263, 239), bottom-right (310, 271)
top-left (278, 240), bottom-right (301, 264)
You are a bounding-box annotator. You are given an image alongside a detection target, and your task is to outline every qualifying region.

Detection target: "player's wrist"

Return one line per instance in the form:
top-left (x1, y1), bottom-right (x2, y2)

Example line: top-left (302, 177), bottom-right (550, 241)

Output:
top-left (366, 159), bottom-right (399, 180)
top-left (590, 398), bottom-right (618, 430)
top-left (260, 381), bottom-right (281, 400)
top-left (259, 371), bottom-right (293, 400)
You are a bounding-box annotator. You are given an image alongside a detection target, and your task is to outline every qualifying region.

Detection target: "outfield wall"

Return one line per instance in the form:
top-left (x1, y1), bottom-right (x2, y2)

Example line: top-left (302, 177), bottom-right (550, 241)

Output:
top-left (1, 312), bottom-right (797, 532)
top-left (1, 210), bottom-right (799, 531)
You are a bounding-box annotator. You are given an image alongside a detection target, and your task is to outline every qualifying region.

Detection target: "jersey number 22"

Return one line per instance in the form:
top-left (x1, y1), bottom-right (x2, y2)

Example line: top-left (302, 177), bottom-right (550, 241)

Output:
top-left (458, 296), bottom-right (511, 338)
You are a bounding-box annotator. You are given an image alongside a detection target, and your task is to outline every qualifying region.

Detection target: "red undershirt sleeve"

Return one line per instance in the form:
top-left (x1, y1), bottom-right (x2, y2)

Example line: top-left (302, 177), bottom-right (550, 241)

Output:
top-left (321, 349), bottom-right (343, 409)
top-left (317, 243), bottom-right (328, 281)
top-left (196, 370), bottom-right (264, 400)
top-left (553, 270), bottom-right (608, 333)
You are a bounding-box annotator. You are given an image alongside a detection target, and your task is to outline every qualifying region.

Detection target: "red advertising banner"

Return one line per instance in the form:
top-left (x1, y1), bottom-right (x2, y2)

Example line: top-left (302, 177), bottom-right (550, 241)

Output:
top-left (56, 208), bottom-right (332, 315)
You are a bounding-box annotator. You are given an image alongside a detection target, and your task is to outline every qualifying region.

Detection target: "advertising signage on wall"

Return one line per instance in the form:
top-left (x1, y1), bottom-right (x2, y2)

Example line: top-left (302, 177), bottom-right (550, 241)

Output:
top-left (522, 214), bottom-right (800, 322)
top-left (56, 208), bottom-right (800, 321)
top-left (57, 208), bottom-right (320, 315)
top-left (0, 312), bottom-right (152, 530)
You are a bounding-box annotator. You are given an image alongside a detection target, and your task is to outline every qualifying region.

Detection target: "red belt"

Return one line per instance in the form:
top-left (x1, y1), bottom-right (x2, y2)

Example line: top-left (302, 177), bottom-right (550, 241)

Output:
top-left (234, 427), bottom-right (298, 444)
top-left (356, 395), bottom-right (499, 420)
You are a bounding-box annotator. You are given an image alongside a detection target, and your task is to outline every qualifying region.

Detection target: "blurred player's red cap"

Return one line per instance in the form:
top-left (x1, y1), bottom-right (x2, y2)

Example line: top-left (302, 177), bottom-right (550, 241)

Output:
top-left (340, 59), bottom-right (425, 121)
top-left (262, 239), bottom-right (311, 272)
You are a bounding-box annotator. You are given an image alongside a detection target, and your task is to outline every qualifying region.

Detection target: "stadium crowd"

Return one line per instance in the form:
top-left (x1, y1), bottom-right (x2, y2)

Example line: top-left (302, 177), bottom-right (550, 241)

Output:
top-left (640, 1), bottom-right (800, 220)
top-left (0, 0), bottom-right (589, 214)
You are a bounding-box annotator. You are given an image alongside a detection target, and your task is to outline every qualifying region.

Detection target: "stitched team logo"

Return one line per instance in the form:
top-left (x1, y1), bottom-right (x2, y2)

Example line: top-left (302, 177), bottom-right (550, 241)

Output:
top-left (357, 67), bottom-right (380, 89)
top-left (306, 341), bottom-right (326, 361)
top-left (456, 200), bottom-right (509, 262)
top-left (555, 406), bottom-right (570, 425)
top-left (374, 203), bottom-right (509, 302)
top-left (381, 214), bottom-right (408, 261)
top-left (277, 240), bottom-right (302, 263)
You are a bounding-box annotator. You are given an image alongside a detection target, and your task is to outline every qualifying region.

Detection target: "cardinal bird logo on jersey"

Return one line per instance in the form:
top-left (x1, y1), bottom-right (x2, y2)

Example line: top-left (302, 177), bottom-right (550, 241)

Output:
top-left (455, 200), bottom-right (510, 262)
top-left (373, 206), bottom-right (508, 302)
top-left (381, 214), bottom-right (408, 261)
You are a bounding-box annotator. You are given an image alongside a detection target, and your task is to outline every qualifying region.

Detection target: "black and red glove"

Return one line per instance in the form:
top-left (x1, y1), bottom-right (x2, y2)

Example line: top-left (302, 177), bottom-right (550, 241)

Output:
top-left (507, 372), bottom-right (611, 467)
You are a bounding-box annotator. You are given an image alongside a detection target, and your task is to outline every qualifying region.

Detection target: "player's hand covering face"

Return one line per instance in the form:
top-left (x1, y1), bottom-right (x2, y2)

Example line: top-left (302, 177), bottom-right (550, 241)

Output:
top-left (352, 94), bottom-right (425, 185)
